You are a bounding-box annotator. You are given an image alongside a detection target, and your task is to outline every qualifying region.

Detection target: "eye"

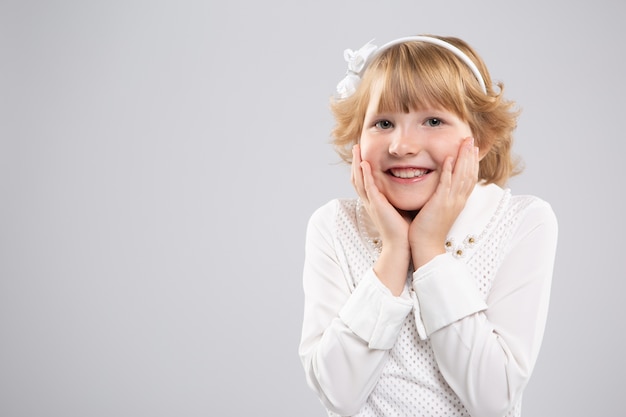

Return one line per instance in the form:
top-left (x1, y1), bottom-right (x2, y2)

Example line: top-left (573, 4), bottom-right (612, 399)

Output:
top-left (426, 118), bottom-right (442, 127)
top-left (375, 120), bottom-right (394, 130)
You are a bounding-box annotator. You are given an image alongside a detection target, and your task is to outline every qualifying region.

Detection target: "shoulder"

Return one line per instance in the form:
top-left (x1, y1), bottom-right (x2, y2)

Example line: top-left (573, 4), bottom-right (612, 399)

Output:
top-left (305, 199), bottom-right (361, 261)
top-left (306, 198), bottom-right (358, 238)
top-left (308, 198), bottom-right (358, 227)
top-left (506, 192), bottom-right (558, 244)
top-left (508, 193), bottom-right (558, 227)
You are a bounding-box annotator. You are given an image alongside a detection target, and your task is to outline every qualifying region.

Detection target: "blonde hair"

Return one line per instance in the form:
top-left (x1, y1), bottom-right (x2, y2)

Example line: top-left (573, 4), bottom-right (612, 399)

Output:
top-left (331, 35), bottom-right (522, 186)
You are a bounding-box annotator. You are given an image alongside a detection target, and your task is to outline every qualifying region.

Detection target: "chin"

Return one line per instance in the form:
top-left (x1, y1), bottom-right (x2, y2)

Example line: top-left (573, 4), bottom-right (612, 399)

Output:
top-left (389, 195), bottom-right (425, 210)
top-left (383, 188), bottom-right (429, 216)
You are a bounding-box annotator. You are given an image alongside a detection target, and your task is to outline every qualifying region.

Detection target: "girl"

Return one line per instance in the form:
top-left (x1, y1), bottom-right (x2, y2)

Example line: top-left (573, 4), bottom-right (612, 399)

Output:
top-left (299, 35), bottom-right (558, 417)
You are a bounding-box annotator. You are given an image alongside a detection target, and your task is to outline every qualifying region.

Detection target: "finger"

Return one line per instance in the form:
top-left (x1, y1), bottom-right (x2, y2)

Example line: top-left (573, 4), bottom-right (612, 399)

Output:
top-left (450, 137), bottom-right (477, 195)
top-left (463, 137), bottom-right (479, 184)
top-left (351, 145), bottom-right (367, 200)
top-left (452, 137), bottom-right (473, 175)
top-left (350, 144), bottom-right (358, 184)
top-left (439, 155), bottom-right (454, 192)
top-left (473, 145), bottom-right (480, 179)
top-left (361, 160), bottom-right (399, 221)
top-left (360, 160), bottom-right (378, 199)
top-left (361, 160), bottom-right (390, 206)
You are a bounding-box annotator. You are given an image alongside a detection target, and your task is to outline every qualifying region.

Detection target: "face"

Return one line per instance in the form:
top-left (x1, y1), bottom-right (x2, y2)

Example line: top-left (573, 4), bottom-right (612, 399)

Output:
top-left (359, 91), bottom-right (473, 213)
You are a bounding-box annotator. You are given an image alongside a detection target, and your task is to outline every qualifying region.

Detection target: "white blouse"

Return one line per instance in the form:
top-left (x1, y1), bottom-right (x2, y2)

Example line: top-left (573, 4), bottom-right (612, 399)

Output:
top-left (299, 183), bottom-right (558, 417)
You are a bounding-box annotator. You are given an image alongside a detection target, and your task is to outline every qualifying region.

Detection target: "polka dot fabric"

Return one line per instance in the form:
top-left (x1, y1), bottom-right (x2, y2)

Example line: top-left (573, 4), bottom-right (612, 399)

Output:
top-left (326, 194), bottom-right (537, 417)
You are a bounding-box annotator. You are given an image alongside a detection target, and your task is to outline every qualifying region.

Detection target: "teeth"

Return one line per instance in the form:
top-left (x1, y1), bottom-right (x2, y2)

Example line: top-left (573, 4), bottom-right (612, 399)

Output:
top-left (390, 168), bottom-right (428, 179)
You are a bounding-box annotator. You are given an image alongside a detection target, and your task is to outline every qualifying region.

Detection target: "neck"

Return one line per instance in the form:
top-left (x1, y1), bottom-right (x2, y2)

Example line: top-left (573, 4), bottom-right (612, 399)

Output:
top-left (397, 208), bottom-right (419, 222)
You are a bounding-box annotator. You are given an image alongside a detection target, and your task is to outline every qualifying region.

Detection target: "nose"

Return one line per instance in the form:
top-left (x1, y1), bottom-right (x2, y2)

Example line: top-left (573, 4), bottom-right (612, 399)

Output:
top-left (388, 128), bottom-right (419, 157)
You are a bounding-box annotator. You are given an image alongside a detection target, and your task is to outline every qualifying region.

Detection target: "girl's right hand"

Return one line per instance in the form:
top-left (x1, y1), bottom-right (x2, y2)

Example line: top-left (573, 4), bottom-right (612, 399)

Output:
top-left (352, 145), bottom-right (411, 295)
top-left (351, 145), bottom-right (410, 248)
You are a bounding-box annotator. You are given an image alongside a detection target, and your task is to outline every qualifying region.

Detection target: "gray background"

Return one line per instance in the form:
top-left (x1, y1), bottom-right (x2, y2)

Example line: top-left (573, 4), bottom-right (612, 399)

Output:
top-left (1, 0), bottom-right (624, 416)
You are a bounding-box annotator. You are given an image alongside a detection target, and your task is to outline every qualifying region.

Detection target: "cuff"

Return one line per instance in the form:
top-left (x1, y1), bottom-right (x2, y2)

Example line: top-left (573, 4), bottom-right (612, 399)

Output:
top-left (339, 269), bottom-right (414, 350)
top-left (412, 254), bottom-right (487, 335)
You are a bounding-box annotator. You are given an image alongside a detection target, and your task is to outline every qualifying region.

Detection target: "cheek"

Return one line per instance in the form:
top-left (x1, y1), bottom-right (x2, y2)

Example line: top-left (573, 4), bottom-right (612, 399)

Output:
top-left (359, 145), bottom-right (373, 162)
top-left (358, 137), bottom-right (381, 162)
top-left (436, 124), bottom-right (472, 159)
top-left (431, 137), bottom-right (464, 162)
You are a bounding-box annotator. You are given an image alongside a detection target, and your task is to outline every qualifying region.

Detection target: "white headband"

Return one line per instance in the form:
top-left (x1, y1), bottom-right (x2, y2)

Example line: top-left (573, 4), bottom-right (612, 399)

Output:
top-left (335, 36), bottom-right (487, 100)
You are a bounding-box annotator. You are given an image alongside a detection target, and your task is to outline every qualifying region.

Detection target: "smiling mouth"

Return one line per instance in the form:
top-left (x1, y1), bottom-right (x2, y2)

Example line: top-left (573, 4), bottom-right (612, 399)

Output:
top-left (388, 168), bottom-right (431, 179)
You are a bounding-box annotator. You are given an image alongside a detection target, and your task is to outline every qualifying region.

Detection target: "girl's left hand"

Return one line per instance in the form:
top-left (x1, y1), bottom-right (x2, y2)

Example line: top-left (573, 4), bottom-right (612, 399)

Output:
top-left (351, 145), bottom-right (411, 250)
top-left (409, 137), bottom-right (479, 269)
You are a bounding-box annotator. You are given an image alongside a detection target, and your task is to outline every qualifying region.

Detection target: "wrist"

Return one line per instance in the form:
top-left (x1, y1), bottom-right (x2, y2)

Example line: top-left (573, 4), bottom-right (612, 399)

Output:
top-left (381, 238), bottom-right (411, 255)
top-left (374, 244), bottom-right (411, 296)
top-left (412, 246), bottom-right (445, 270)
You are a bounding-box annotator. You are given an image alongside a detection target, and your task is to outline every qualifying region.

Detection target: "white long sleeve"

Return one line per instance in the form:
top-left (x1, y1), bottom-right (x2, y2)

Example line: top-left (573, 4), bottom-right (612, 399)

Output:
top-left (299, 185), bottom-right (558, 417)
top-left (421, 200), bottom-right (557, 417)
top-left (298, 201), bottom-right (414, 415)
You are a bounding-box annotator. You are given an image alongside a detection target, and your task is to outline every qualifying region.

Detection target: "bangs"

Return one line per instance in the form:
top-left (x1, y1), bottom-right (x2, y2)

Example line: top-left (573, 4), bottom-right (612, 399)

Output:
top-left (368, 43), bottom-right (470, 119)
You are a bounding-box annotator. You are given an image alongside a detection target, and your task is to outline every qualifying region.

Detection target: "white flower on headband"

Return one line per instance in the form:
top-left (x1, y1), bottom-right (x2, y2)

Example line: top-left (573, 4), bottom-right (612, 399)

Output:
top-left (335, 40), bottom-right (378, 100)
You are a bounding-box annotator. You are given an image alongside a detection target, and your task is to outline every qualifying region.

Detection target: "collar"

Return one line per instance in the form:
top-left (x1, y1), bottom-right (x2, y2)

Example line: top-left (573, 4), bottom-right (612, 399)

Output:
top-left (356, 183), bottom-right (510, 259)
top-left (445, 183), bottom-right (510, 258)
